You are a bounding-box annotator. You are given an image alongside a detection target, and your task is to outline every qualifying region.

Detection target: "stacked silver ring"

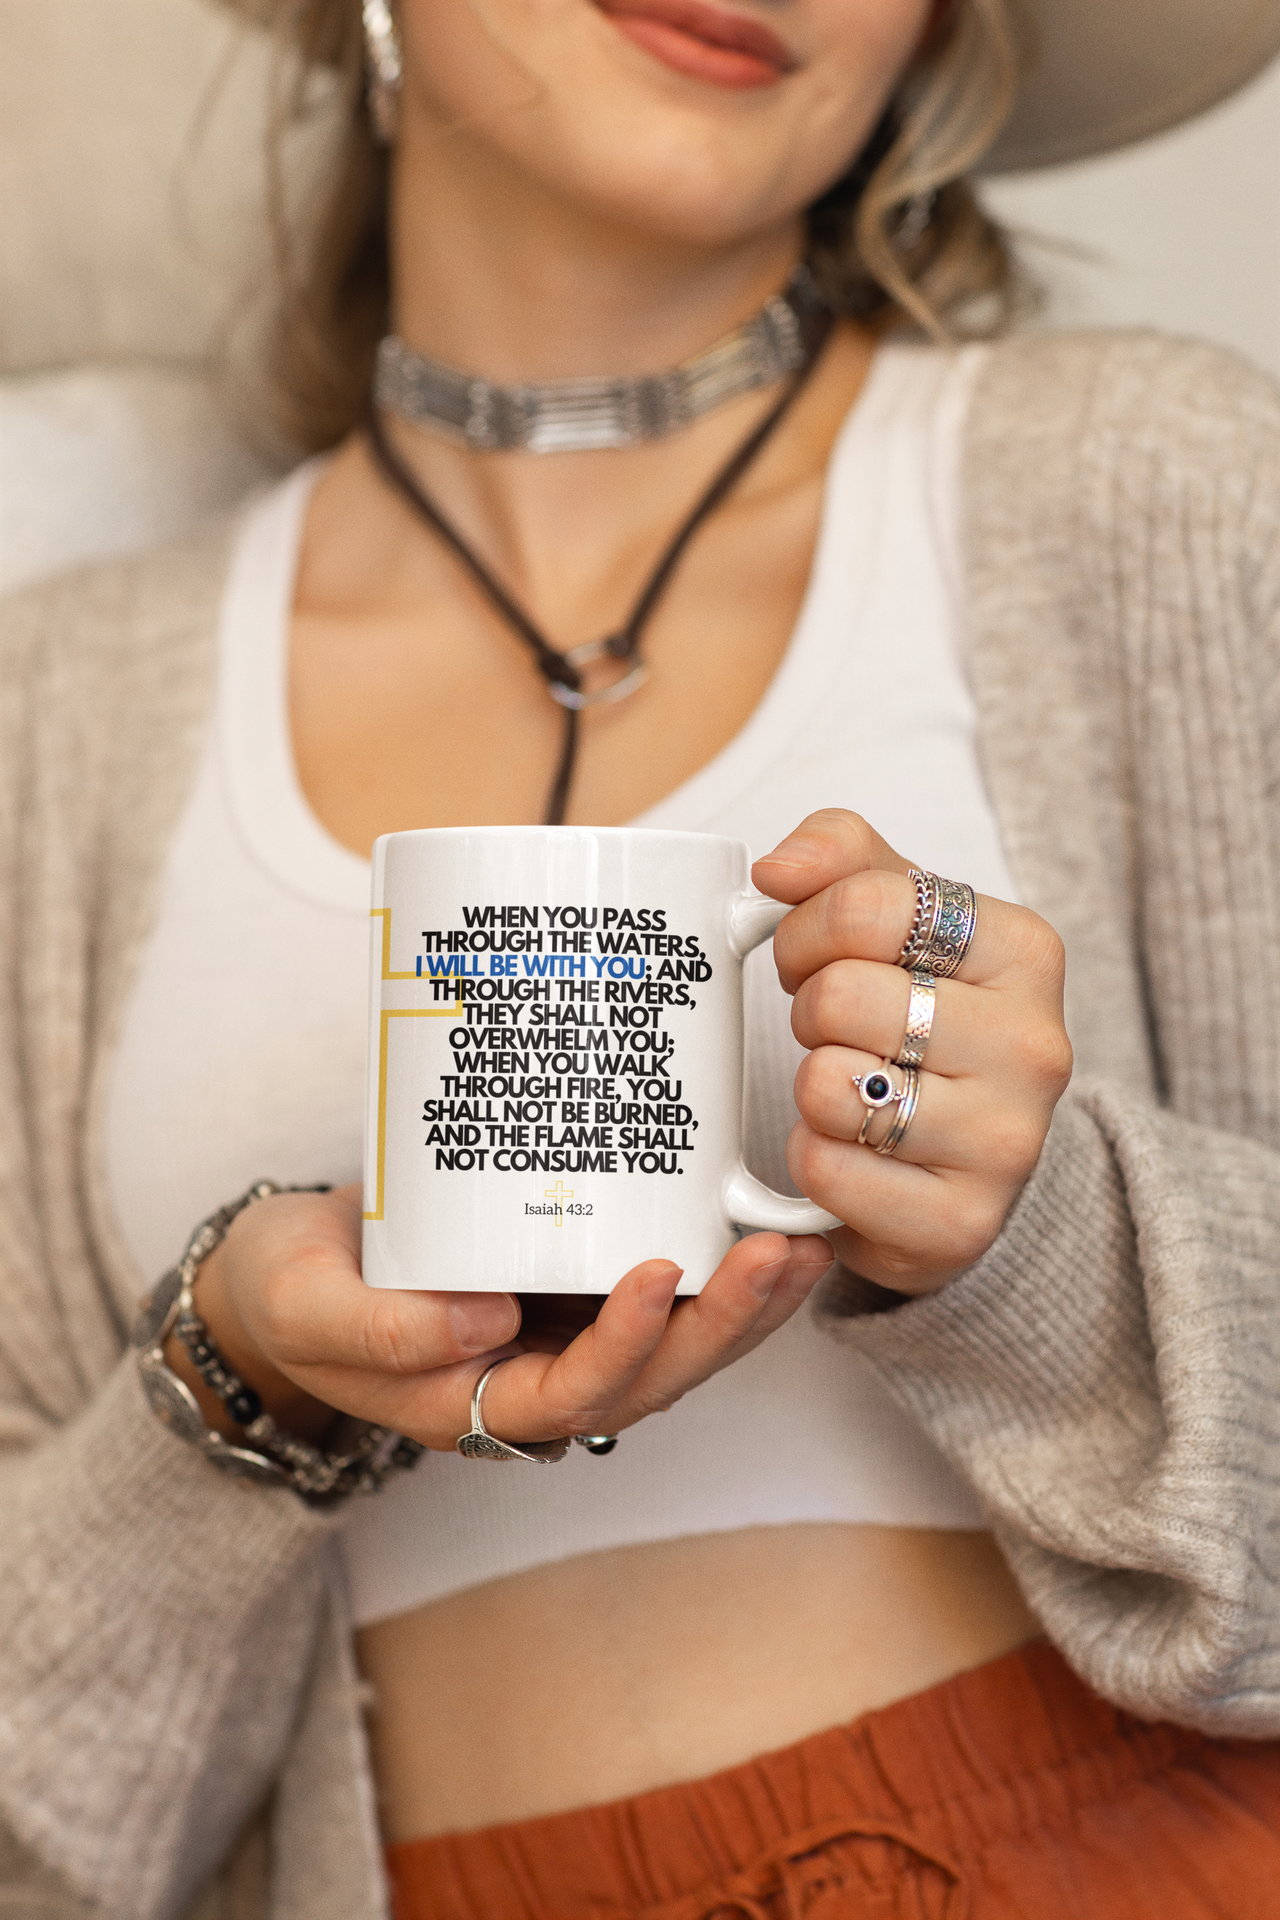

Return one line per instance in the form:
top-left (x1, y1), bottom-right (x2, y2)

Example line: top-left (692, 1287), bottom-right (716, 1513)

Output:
top-left (896, 970), bottom-right (936, 1069)
top-left (876, 1065), bottom-right (920, 1156)
top-left (849, 871), bottom-right (974, 1159)
top-left (851, 1059), bottom-right (920, 1158)
top-left (898, 869), bottom-right (977, 978)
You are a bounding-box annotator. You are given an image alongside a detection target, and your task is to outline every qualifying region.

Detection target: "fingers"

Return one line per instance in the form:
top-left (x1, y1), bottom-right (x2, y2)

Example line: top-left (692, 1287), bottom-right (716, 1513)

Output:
top-left (785, 1122), bottom-right (1009, 1291)
top-left (295, 1263), bottom-right (684, 1451)
top-left (479, 1233), bottom-right (830, 1442)
top-left (794, 1046), bottom-right (1049, 1177)
top-left (746, 814), bottom-right (1071, 1299)
top-left (614, 1232), bottom-right (833, 1406)
top-left (220, 1188), bottom-right (831, 1454)
top-left (790, 958), bottom-right (1073, 1088)
top-left (749, 809), bottom-right (1063, 998)
top-left (772, 868), bottom-right (1040, 996)
top-left (791, 959), bottom-right (967, 1076)
top-left (505, 1258), bottom-right (686, 1434)
top-left (221, 1187), bottom-right (522, 1382)
top-left (319, 1264), bottom-right (685, 1453)
top-left (752, 809), bottom-right (911, 904)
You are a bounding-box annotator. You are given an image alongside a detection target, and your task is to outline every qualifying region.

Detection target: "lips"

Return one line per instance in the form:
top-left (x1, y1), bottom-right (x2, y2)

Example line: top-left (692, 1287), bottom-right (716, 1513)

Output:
top-left (594, 0), bottom-right (797, 90)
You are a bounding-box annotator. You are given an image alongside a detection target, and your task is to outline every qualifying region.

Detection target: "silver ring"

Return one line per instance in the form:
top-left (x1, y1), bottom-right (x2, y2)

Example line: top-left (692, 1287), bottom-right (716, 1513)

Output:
top-left (899, 870), bottom-right (976, 979)
top-left (898, 869), bottom-right (938, 971)
top-left (456, 1359), bottom-right (571, 1464)
top-left (896, 970), bottom-right (936, 1069)
top-left (852, 1059), bottom-right (906, 1147)
top-left (875, 1064), bottom-right (921, 1157)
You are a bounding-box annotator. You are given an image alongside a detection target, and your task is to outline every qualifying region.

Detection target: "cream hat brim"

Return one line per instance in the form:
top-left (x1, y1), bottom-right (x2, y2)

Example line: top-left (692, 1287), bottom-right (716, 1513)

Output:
top-left (985, 0), bottom-right (1280, 172)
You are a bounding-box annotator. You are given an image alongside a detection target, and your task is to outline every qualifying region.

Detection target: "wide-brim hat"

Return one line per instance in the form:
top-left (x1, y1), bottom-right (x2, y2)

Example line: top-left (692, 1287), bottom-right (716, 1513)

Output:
top-left (986, 0), bottom-right (1280, 172)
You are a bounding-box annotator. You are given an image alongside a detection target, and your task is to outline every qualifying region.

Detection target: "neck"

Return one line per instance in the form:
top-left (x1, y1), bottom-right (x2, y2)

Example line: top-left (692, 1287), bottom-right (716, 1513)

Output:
top-left (390, 123), bottom-right (805, 383)
top-left (361, 112), bottom-right (872, 627)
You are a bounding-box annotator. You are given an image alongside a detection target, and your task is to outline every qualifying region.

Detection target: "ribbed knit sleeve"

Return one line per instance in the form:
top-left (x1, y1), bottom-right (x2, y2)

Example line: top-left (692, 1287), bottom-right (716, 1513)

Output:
top-left (0, 1359), bottom-right (336, 1916)
top-left (835, 1082), bottom-right (1280, 1731)
top-left (0, 542), bottom-right (386, 1920)
top-left (832, 332), bottom-right (1280, 1734)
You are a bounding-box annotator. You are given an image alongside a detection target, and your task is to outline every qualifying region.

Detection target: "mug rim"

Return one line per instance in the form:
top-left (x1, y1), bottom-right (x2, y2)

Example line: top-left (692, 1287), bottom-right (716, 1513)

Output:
top-left (373, 825), bottom-right (750, 853)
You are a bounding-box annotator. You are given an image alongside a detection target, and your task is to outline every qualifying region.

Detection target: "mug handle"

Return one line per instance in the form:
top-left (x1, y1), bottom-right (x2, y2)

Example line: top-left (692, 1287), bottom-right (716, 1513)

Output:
top-left (723, 893), bottom-right (843, 1238)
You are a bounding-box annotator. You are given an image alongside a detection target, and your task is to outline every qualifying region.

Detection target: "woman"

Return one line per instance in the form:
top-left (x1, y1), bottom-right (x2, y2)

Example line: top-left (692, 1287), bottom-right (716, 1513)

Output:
top-left (3, 0), bottom-right (1280, 1915)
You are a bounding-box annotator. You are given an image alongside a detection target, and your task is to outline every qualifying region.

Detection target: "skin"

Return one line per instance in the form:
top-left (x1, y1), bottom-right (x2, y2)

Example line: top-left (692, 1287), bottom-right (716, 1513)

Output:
top-left (172, 0), bottom-right (1068, 1841)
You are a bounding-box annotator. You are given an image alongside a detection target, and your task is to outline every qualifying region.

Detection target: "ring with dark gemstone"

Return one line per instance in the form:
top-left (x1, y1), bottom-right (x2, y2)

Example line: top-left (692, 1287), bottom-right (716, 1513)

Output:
top-left (861, 1071), bottom-right (895, 1106)
top-left (852, 1058), bottom-right (904, 1147)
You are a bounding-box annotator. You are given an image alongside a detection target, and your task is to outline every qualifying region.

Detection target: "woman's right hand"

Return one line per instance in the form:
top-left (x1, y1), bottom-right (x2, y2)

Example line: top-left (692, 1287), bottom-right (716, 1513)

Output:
top-left (166, 1185), bottom-right (832, 1453)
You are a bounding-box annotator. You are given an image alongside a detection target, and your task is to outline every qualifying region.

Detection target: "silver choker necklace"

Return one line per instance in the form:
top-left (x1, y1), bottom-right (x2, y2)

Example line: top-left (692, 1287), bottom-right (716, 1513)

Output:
top-left (373, 266), bottom-right (829, 454)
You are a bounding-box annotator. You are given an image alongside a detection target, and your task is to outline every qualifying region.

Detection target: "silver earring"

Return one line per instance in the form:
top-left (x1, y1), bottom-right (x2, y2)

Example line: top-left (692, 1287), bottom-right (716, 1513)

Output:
top-left (362, 0), bottom-right (402, 145)
top-left (895, 189), bottom-right (937, 252)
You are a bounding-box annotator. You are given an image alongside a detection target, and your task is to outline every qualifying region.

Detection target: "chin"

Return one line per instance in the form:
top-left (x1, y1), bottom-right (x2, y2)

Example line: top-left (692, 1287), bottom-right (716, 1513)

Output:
top-left (447, 87), bottom-right (863, 252)
top-left (402, 0), bottom-right (898, 247)
top-left (553, 135), bottom-right (821, 249)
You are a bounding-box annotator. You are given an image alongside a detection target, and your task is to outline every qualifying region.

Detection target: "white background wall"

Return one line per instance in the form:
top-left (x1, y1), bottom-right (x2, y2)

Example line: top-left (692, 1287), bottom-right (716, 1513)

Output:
top-left (984, 57), bottom-right (1280, 379)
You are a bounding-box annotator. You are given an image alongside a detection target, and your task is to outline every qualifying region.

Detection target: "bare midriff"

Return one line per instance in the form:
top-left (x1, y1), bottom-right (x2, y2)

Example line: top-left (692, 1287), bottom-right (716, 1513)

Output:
top-left (356, 1522), bottom-right (1040, 1842)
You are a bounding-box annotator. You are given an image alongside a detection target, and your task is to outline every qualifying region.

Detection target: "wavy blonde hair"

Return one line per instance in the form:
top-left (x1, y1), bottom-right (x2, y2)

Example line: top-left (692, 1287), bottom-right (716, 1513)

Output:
top-left (227, 0), bottom-right (1030, 451)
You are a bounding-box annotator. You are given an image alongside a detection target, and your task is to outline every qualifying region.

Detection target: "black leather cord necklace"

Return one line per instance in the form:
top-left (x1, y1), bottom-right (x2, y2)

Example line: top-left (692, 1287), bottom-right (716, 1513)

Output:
top-left (362, 302), bottom-right (833, 825)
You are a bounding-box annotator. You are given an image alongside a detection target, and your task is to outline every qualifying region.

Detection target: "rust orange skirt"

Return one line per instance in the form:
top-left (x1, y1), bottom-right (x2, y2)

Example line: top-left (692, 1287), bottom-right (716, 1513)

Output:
top-left (385, 1641), bottom-right (1280, 1919)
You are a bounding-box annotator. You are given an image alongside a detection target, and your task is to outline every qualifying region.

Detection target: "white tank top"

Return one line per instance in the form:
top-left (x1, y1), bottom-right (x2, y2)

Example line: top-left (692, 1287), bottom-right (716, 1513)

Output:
top-left (105, 343), bottom-right (1016, 1628)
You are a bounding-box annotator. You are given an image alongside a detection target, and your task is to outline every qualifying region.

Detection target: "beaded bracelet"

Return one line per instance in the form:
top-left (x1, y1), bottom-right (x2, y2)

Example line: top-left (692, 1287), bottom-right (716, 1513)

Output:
top-left (133, 1180), bottom-right (423, 1506)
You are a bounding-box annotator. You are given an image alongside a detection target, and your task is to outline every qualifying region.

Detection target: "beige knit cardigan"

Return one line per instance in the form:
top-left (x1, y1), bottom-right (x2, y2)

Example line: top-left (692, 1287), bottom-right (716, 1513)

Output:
top-left (2, 331), bottom-right (1280, 1920)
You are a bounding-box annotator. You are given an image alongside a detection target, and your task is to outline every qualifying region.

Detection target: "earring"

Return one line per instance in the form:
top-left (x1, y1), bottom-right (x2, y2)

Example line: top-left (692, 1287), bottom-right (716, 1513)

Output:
top-left (895, 189), bottom-right (938, 252)
top-left (362, 0), bottom-right (402, 144)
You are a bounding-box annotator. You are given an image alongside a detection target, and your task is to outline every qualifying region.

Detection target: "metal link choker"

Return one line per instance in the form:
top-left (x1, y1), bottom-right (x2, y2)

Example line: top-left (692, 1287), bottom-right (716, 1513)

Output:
top-left (373, 266), bottom-right (829, 454)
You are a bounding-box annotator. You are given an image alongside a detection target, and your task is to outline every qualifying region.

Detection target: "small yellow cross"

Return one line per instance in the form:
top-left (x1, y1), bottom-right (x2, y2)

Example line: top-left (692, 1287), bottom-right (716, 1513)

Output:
top-left (545, 1179), bottom-right (574, 1225)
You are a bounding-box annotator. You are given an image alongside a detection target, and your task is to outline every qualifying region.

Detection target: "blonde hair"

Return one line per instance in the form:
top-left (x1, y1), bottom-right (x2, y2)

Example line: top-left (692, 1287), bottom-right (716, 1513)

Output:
top-left (226, 0), bottom-right (1030, 452)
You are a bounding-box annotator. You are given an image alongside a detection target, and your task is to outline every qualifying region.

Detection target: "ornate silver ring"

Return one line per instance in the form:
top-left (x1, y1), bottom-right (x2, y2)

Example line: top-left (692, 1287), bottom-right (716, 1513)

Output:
top-left (899, 870), bottom-right (976, 979)
top-left (457, 1359), bottom-right (571, 1464)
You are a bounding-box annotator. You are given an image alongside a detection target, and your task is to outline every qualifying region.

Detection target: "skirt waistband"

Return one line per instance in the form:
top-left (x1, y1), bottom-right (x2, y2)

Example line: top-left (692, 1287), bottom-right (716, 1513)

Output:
top-left (385, 1640), bottom-right (1280, 1920)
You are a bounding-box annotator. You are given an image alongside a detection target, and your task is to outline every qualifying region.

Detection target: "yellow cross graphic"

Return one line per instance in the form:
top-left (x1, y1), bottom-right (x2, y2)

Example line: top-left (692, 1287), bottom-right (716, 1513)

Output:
top-left (362, 909), bottom-right (462, 1222)
top-left (545, 1179), bottom-right (574, 1225)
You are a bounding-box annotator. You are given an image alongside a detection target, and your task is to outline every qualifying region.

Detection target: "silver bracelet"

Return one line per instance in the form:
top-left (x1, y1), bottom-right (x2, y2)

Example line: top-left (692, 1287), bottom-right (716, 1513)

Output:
top-left (132, 1180), bottom-right (423, 1506)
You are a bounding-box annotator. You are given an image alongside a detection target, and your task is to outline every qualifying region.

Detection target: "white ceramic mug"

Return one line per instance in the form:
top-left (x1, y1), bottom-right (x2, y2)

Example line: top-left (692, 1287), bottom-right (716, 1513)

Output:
top-left (362, 827), bottom-right (840, 1294)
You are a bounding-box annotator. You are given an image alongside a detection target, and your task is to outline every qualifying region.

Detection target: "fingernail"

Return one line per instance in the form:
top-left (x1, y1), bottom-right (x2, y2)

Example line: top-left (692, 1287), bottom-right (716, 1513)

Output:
top-left (639, 1265), bottom-right (682, 1311)
top-left (449, 1293), bottom-right (520, 1353)
top-left (749, 1254), bottom-right (789, 1299)
top-left (757, 835), bottom-right (819, 869)
top-left (784, 1252), bottom-right (831, 1298)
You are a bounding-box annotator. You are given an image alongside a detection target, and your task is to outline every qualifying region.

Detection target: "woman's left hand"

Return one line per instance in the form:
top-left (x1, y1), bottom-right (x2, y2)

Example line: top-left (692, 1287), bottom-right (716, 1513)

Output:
top-left (755, 809), bottom-right (1073, 1297)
